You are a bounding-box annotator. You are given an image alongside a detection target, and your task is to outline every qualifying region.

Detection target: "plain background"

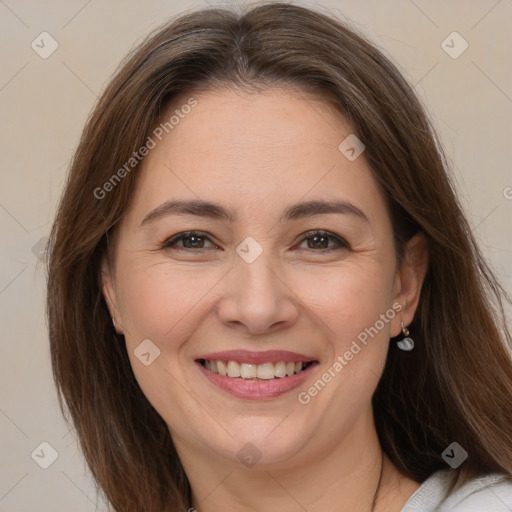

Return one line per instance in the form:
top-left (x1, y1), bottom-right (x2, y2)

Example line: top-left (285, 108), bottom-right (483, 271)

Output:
top-left (1, 0), bottom-right (511, 510)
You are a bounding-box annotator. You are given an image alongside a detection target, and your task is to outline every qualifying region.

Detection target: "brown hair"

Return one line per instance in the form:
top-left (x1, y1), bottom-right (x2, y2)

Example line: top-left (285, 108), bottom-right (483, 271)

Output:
top-left (46, 2), bottom-right (512, 510)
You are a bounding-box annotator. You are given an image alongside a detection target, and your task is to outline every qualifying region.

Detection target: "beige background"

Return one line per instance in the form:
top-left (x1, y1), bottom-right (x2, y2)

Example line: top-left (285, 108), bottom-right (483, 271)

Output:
top-left (1, 0), bottom-right (511, 510)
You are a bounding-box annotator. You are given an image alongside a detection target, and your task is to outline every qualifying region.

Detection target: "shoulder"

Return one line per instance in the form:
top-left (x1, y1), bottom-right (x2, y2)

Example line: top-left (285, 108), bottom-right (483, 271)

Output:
top-left (401, 470), bottom-right (512, 512)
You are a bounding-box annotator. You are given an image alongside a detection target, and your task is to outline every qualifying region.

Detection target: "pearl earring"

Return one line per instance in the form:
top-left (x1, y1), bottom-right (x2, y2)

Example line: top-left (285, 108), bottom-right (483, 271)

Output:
top-left (397, 321), bottom-right (414, 351)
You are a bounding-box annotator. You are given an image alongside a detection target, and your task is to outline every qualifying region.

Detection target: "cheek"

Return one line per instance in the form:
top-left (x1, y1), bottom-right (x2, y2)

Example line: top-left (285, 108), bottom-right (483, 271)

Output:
top-left (116, 261), bottom-right (226, 346)
top-left (115, 262), bottom-right (221, 429)
top-left (292, 266), bottom-right (395, 420)
top-left (294, 261), bottom-right (395, 346)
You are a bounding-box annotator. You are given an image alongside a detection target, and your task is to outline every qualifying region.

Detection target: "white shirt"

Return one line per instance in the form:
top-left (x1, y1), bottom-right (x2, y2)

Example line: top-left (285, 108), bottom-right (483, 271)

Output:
top-left (401, 470), bottom-right (512, 511)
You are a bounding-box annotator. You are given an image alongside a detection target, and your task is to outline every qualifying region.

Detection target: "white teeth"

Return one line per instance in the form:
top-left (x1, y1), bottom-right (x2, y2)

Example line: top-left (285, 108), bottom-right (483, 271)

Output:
top-left (203, 359), bottom-right (309, 379)
top-left (217, 361), bottom-right (227, 376)
top-left (257, 362), bottom-right (275, 380)
top-left (240, 363), bottom-right (257, 379)
top-left (227, 361), bottom-right (240, 378)
top-left (274, 361), bottom-right (287, 378)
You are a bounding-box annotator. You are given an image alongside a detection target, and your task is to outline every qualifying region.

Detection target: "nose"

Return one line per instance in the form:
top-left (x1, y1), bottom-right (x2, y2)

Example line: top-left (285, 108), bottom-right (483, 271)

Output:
top-left (216, 255), bottom-right (300, 336)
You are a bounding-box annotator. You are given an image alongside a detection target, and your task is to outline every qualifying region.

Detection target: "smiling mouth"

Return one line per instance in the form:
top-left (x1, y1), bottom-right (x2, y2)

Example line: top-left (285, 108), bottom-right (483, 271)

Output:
top-left (198, 359), bottom-right (315, 380)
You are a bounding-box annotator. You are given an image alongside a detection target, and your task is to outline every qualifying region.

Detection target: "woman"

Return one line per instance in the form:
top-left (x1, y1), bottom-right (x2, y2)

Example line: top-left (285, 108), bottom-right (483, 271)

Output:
top-left (46, 3), bottom-right (512, 511)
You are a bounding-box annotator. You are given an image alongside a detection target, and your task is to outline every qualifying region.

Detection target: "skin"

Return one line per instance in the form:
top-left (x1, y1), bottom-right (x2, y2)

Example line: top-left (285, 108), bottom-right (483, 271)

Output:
top-left (101, 87), bottom-right (428, 511)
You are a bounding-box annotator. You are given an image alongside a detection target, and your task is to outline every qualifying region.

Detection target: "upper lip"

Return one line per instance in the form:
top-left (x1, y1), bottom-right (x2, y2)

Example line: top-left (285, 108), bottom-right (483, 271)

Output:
top-left (196, 349), bottom-right (316, 365)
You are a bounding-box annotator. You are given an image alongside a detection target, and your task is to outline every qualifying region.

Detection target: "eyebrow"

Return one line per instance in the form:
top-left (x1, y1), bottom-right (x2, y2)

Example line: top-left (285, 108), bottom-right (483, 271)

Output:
top-left (140, 198), bottom-right (368, 226)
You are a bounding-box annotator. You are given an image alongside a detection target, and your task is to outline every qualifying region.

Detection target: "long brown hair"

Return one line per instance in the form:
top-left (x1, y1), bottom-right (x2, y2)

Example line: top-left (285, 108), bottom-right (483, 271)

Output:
top-left (46, 2), bottom-right (512, 510)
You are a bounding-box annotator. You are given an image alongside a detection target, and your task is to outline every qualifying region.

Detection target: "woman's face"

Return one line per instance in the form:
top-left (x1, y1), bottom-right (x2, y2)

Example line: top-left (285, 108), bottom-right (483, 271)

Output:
top-left (102, 87), bottom-right (424, 468)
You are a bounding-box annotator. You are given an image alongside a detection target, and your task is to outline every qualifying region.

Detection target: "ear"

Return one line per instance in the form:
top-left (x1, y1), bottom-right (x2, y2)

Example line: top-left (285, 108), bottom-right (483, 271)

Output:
top-left (100, 256), bottom-right (124, 334)
top-left (391, 231), bottom-right (428, 336)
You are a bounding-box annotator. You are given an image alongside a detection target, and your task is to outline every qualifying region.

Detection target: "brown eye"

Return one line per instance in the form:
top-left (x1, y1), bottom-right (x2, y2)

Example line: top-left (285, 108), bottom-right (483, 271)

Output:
top-left (297, 231), bottom-right (349, 251)
top-left (162, 231), bottom-right (217, 250)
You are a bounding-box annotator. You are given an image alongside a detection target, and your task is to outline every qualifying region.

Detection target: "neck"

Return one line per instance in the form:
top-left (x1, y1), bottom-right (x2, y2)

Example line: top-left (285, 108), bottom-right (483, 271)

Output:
top-left (174, 409), bottom-right (420, 512)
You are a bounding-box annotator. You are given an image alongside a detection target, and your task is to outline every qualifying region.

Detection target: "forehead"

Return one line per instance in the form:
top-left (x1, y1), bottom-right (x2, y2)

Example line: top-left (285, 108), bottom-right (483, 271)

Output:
top-left (162, 87), bottom-right (350, 164)
top-left (127, 87), bottom-right (387, 226)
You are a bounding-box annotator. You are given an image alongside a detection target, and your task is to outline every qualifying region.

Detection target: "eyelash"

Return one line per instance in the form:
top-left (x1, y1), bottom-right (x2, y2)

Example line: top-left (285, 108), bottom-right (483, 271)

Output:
top-left (161, 230), bottom-right (349, 253)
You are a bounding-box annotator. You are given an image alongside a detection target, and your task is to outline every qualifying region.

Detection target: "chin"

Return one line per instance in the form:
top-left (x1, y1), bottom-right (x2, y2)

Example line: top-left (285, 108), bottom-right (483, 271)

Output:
top-left (210, 417), bottom-right (311, 467)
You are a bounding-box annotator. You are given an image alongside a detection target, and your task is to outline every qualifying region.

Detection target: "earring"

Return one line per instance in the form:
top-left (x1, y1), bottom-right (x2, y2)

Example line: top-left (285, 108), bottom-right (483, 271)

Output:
top-left (397, 321), bottom-right (414, 351)
top-left (112, 317), bottom-right (116, 328)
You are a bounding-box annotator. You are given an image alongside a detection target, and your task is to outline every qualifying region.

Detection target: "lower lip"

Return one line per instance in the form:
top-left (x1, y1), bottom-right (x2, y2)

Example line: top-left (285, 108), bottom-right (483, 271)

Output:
top-left (196, 361), bottom-right (317, 400)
